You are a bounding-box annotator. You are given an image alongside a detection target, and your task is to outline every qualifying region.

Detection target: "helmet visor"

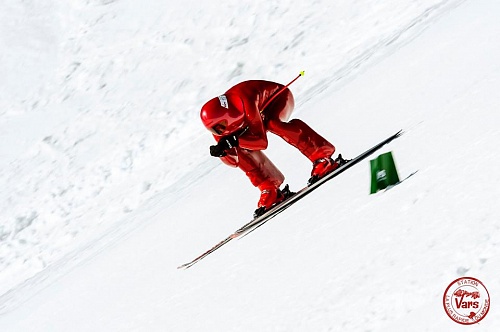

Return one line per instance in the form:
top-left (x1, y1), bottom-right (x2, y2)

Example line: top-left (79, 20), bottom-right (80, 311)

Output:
top-left (208, 120), bottom-right (228, 135)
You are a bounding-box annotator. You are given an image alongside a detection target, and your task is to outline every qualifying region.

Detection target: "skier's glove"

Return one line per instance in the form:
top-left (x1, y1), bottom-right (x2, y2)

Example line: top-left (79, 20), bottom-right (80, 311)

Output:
top-left (209, 135), bottom-right (238, 157)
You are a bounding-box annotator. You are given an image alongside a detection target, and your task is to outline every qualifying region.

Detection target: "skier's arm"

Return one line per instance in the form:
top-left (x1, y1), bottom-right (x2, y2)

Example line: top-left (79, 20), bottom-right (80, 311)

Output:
top-left (209, 134), bottom-right (238, 157)
top-left (238, 100), bottom-right (268, 150)
top-left (210, 134), bottom-right (239, 167)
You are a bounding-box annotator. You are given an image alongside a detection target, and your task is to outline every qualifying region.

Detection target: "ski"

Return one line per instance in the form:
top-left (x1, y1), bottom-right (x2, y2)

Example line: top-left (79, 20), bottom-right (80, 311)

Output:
top-left (177, 130), bottom-right (403, 270)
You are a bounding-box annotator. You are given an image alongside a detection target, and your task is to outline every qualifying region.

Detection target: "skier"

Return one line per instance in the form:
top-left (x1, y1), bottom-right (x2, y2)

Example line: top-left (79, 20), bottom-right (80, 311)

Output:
top-left (200, 80), bottom-right (345, 217)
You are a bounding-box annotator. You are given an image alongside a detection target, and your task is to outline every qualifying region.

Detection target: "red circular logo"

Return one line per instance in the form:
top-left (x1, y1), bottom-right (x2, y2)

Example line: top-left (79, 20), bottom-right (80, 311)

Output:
top-left (443, 277), bottom-right (490, 325)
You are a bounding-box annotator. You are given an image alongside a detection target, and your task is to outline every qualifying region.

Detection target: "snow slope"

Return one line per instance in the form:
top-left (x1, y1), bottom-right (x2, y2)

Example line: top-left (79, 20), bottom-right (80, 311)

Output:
top-left (1, 0), bottom-right (500, 331)
top-left (0, 0), bottom-right (461, 299)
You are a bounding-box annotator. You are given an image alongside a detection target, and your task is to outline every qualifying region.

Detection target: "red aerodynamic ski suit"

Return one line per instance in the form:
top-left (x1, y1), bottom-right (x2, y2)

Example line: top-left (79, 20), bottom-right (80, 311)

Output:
top-left (201, 80), bottom-right (336, 207)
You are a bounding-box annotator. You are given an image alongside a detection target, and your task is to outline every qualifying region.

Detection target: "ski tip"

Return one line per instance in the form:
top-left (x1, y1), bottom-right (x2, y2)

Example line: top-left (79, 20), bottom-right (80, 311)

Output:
top-left (395, 129), bottom-right (404, 137)
top-left (177, 263), bottom-right (191, 270)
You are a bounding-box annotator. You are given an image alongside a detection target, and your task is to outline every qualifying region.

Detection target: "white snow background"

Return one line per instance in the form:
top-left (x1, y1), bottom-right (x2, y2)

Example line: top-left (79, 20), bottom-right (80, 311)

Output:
top-left (1, 0), bottom-right (500, 331)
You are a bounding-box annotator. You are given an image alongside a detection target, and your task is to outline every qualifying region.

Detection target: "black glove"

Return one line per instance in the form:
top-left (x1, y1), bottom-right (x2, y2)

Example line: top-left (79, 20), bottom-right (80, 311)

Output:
top-left (209, 135), bottom-right (238, 157)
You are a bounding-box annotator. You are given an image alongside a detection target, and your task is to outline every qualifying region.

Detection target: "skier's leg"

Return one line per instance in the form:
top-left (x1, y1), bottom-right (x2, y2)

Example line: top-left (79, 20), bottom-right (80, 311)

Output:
top-left (267, 118), bottom-right (336, 162)
top-left (235, 148), bottom-right (286, 211)
top-left (235, 148), bottom-right (284, 187)
top-left (264, 90), bottom-right (339, 182)
top-left (218, 148), bottom-right (283, 187)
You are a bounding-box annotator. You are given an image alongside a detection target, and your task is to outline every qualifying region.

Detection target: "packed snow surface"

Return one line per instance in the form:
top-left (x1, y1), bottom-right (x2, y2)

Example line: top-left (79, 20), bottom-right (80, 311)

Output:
top-left (1, 0), bottom-right (499, 331)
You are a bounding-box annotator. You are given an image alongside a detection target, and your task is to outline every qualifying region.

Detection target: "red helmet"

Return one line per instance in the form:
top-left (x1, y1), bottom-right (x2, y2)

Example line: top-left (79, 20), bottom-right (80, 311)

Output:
top-left (200, 94), bottom-right (246, 136)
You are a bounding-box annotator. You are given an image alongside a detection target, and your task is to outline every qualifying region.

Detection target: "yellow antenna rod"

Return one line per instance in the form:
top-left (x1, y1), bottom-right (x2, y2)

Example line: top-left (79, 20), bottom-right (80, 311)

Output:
top-left (261, 71), bottom-right (305, 112)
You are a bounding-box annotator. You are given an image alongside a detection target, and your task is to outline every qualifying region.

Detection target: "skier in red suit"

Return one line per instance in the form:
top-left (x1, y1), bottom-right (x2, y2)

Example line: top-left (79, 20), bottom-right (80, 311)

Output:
top-left (201, 80), bottom-right (344, 217)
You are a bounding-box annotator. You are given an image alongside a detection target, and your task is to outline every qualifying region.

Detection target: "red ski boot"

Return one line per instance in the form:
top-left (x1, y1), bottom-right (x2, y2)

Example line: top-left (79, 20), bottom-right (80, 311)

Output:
top-left (254, 183), bottom-right (293, 218)
top-left (308, 154), bottom-right (348, 185)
